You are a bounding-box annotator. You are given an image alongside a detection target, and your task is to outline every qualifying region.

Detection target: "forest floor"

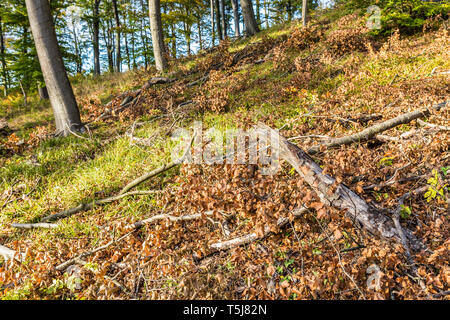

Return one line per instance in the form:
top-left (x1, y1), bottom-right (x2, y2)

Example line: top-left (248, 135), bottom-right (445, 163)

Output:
top-left (0, 11), bottom-right (449, 300)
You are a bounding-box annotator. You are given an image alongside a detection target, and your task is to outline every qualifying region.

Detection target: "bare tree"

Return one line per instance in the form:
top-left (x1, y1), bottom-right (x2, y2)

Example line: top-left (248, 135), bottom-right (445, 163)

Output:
top-left (25, 0), bottom-right (83, 136)
top-left (240, 0), bottom-right (259, 36)
top-left (148, 0), bottom-right (167, 72)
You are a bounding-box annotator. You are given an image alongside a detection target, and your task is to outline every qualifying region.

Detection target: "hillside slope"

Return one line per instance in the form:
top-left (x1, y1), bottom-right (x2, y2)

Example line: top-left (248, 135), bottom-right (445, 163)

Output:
top-left (0, 13), bottom-right (449, 300)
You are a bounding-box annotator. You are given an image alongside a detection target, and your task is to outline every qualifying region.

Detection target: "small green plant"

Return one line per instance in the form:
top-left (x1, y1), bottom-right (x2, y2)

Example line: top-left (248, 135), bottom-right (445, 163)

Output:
top-left (424, 169), bottom-right (448, 203)
top-left (400, 205), bottom-right (412, 219)
top-left (379, 156), bottom-right (394, 167)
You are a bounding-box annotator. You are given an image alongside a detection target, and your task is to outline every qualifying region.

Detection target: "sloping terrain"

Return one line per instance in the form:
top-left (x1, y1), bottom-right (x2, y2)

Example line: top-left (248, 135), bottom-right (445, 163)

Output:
top-left (0, 13), bottom-right (449, 300)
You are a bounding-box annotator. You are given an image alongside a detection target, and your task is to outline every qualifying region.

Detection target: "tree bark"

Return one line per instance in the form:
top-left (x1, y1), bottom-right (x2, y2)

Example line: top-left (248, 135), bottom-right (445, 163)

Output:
top-left (210, 0), bottom-right (216, 46)
top-left (302, 0), bottom-right (308, 27)
top-left (0, 13), bottom-right (8, 95)
top-left (38, 83), bottom-right (49, 100)
top-left (215, 0), bottom-right (223, 41)
top-left (220, 0), bottom-right (227, 38)
top-left (148, 0), bottom-right (168, 72)
top-left (255, 123), bottom-right (424, 252)
top-left (112, 0), bottom-right (121, 72)
top-left (197, 13), bottom-right (203, 51)
top-left (92, 0), bottom-right (101, 76)
top-left (231, 0), bottom-right (240, 37)
top-left (25, 0), bottom-right (83, 135)
top-left (240, 0), bottom-right (259, 36)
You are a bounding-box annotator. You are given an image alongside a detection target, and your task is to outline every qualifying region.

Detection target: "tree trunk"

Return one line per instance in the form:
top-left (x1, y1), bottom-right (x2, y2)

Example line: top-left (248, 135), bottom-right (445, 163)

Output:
top-left (25, 0), bottom-right (83, 135)
top-left (112, 0), bottom-right (121, 72)
top-left (302, 0), bottom-right (307, 27)
top-left (210, 0), bottom-right (215, 46)
top-left (0, 13), bottom-right (8, 96)
top-left (256, 0), bottom-right (261, 25)
top-left (72, 23), bottom-right (82, 74)
top-left (124, 31), bottom-right (131, 70)
top-left (215, 0), bottom-right (223, 41)
top-left (38, 83), bottom-right (49, 100)
top-left (264, 0), bottom-right (269, 28)
top-left (148, 0), bottom-right (168, 72)
top-left (240, 0), bottom-right (259, 36)
top-left (93, 0), bottom-right (101, 76)
top-left (231, 0), bottom-right (240, 37)
top-left (220, 0), bottom-right (227, 38)
top-left (197, 14), bottom-right (203, 51)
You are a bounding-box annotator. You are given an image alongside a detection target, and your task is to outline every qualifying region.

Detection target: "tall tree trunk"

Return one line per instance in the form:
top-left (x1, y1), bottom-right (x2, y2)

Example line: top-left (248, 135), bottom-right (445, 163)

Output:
top-left (256, 0), bottom-right (261, 25)
top-left (148, 0), bottom-right (168, 72)
top-left (72, 24), bottom-right (82, 74)
top-left (0, 14), bottom-right (8, 96)
top-left (220, 0), bottom-right (227, 38)
top-left (302, 0), bottom-right (308, 27)
top-left (231, 0), bottom-right (240, 37)
top-left (170, 22), bottom-right (177, 59)
top-left (25, 0), bottom-right (83, 135)
top-left (112, 0), bottom-right (121, 72)
top-left (197, 14), bottom-right (203, 51)
top-left (264, 0), bottom-right (269, 28)
top-left (240, 0), bottom-right (259, 36)
top-left (124, 31), bottom-right (131, 70)
top-left (93, 0), bottom-right (101, 76)
top-left (210, 0), bottom-right (215, 46)
top-left (215, 0), bottom-right (223, 41)
top-left (37, 81), bottom-right (49, 100)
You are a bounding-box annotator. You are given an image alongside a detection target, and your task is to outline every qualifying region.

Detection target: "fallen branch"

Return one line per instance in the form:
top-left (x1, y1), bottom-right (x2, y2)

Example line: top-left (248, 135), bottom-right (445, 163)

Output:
top-left (0, 244), bottom-right (17, 262)
top-left (41, 190), bottom-right (160, 223)
top-left (11, 222), bottom-right (58, 229)
top-left (210, 207), bottom-right (308, 252)
top-left (307, 101), bottom-right (448, 154)
top-left (392, 186), bottom-right (429, 294)
top-left (132, 210), bottom-right (215, 229)
top-left (94, 77), bottom-right (175, 122)
top-left (417, 119), bottom-right (450, 131)
top-left (55, 232), bottom-right (134, 271)
top-left (256, 123), bottom-right (425, 251)
top-left (56, 210), bottom-right (221, 271)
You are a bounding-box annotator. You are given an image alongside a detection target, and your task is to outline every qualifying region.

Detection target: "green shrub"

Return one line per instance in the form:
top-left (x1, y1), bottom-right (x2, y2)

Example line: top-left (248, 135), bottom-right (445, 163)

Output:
top-left (339, 0), bottom-right (449, 35)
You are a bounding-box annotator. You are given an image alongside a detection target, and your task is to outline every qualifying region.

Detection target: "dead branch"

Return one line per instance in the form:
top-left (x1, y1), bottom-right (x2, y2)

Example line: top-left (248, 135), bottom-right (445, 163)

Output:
top-left (417, 119), bottom-right (450, 131)
top-left (55, 232), bottom-right (134, 271)
top-left (132, 210), bottom-right (215, 229)
top-left (210, 207), bottom-right (308, 251)
top-left (11, 222), bottom-right (58, 229)
top-left (0, 244), bottom-right (17, 262)
top-left (55, 210), bottom-right (220, 271)
top-left (40, 190), bottom-right (161, 223)
top-left (392, 186), bottom-right (429, 294)
top-left (256, 123), bottom-right (425, 252)
top-left (307, 101), bottom-right (448, 154)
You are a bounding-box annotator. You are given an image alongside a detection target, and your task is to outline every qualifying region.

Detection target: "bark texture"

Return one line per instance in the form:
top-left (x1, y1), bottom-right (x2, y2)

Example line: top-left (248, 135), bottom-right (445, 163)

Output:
top-left (148, 0), bottom-right (168, 71)
top-left (240, 0), bottom-right (259, 36)
top-left (256, 123), bottom-right (424, 252)
top-left (25, 0), bottom-right (83, 135)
